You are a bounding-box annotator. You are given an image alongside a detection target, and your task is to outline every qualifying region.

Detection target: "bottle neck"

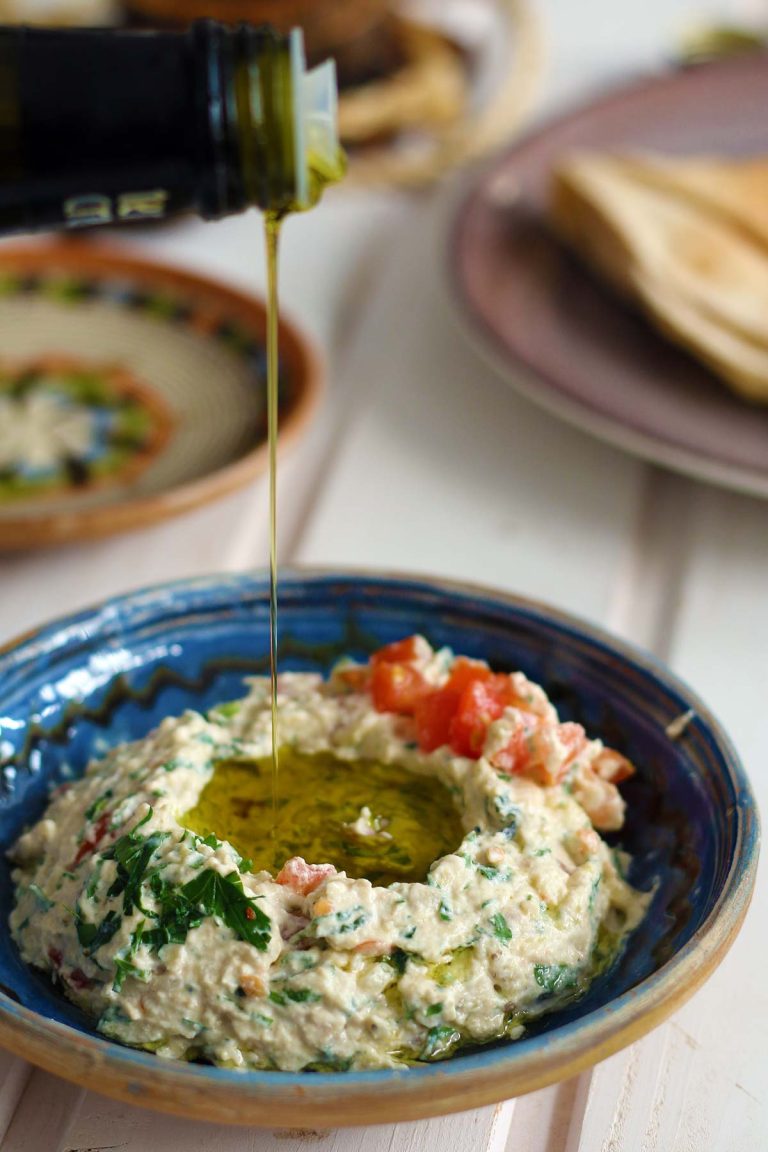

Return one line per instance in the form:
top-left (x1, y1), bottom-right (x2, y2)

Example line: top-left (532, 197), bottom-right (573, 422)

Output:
top-left (196, 21), bottom-right (297, 221)
top-left (0, 21), bottom-right (341, 237)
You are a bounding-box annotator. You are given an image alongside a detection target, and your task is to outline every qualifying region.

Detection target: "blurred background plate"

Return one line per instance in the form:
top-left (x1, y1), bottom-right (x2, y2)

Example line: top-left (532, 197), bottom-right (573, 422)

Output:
top-left (450, 53), bottom-right (768, 498)
top-left (0, 241), bottom-right (321, 549)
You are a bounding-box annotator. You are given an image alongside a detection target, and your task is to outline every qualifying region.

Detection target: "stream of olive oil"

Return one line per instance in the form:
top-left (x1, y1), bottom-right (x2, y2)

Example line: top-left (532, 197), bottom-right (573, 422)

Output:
top-left (261, 143), bottom-right (347, 853)
top-left (265, 213), bottom-right (281, 847)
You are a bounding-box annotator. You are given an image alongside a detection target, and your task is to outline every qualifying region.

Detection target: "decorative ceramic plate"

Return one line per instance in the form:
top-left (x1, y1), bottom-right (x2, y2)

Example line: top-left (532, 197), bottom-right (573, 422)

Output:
top-left (0, 242), bottom-right (321, 548)
top-left (451, 54), bottom-right (768, 498)
top-left (0, 571), bottom-right (758, 1126)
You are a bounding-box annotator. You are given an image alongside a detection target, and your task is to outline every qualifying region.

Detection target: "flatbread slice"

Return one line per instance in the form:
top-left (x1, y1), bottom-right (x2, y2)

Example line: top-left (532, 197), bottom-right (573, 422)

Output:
top-left (552, 153), bottom-right (768, 358)
top-left (636, 268), bottom-right (768, 402)
top-left (617, 153), bottom-right (768, 253)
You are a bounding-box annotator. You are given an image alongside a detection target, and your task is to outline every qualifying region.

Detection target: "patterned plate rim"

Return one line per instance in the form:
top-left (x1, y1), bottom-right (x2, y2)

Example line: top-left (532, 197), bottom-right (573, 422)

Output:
top-left (0, 241), bottom-right (323, 549)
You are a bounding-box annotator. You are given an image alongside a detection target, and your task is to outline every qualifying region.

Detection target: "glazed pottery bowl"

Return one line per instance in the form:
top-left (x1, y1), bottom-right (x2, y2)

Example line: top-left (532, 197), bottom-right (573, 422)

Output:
top-left (0, 571), bottom-right (758, 1126)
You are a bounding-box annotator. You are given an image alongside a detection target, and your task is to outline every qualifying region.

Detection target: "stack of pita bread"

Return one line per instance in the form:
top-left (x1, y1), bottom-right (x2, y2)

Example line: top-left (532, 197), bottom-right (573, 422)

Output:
top-left (551, 153), bottom-right (768, 403)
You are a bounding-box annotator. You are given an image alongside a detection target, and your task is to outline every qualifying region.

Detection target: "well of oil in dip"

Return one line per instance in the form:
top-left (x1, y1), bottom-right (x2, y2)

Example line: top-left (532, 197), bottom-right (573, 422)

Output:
top-left (182, 750), bottom-right (465, 886)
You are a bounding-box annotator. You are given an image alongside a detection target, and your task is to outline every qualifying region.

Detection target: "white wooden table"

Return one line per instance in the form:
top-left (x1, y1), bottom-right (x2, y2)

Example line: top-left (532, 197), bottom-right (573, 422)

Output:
top-left (1, 2), bottom-right (766, 1148)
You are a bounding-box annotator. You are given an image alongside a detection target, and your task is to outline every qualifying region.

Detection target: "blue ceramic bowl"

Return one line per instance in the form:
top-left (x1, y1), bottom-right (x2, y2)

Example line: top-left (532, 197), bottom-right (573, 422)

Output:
top-left (0, 572), bottom-right (759, 1126)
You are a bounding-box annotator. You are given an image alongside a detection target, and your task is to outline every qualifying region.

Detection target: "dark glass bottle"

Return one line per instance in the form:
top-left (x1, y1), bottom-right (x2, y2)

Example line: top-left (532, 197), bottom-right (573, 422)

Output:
top-left (0, 19), bottom-right (342, 235)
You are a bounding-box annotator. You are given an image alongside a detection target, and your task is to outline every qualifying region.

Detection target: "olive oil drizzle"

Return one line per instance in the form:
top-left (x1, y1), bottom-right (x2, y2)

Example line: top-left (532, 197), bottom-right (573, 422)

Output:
top-left (184, 750), bottom-right (465, 884)
top-left (260, 133), bottom-right (345, 851)
top-left (265, 212), bottom-right (281, 844)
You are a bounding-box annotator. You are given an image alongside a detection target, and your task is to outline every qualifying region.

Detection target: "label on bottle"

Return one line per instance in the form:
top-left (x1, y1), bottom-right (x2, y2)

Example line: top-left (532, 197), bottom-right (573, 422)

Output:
top-left (63, 189), bottom-right (169, 228)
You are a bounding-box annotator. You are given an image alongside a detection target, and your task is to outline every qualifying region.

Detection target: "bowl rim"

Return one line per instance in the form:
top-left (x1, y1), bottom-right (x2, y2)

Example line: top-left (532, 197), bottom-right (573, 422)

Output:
top-left (0, 567), bottom-right (760, 1126)
top-left (0, 242), bottom-right (323, 549)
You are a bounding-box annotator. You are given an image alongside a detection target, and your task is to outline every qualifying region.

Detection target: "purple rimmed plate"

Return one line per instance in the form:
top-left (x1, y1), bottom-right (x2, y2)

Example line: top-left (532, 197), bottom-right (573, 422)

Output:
top-left (451, 55), bottom-right (768, 497)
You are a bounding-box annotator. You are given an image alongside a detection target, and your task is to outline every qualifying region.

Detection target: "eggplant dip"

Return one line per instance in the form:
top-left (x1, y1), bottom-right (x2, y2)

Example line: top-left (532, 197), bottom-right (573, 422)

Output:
top-left (9, 635), bottom-right (647, 1071)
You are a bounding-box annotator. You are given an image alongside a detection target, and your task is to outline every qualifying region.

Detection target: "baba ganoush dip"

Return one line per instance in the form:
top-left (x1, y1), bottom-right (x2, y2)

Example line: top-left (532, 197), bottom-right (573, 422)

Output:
top-left (9, 635), bottom-right (648, 1071)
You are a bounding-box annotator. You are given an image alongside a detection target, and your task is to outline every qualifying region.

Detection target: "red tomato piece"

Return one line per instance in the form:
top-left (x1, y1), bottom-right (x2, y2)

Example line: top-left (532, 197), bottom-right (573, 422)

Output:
top-left (370, 661), bottom-right (428, 715)
top-left (68, 967), bottom-right (96, 990)
top-left (370, 635), bottom-right (424, 666)
top-left (443, 657), bottom-right (491, 693)
top-left (592, 747), bottom-right (635, 783)
top-left (449, 674), bottom-right (521, 757)
top-left (71, 811), bottom-right (111, 868)
top-left (489, 726), bottom-right (532, 775)
top-left (558, 722), bottom-right (588, 762)
top-left (490, 710), bottom-right (586, 782)
top-left (276, 857), bottom-right (337, 896)
top-left (414, 688), bottom-right (461, 752)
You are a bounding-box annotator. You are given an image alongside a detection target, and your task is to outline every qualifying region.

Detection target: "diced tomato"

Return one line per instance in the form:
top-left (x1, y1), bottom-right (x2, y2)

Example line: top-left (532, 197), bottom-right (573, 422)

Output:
top-left (68, 968), bottom-right (95, 990)
top-left (276, 857), bottom-right (337, 896)
top-left (489, 726), bottom-right (532, 775)
top-left (448, 674), bottom-right (522, 757)
top-left (443, 657), bottom-right (491, 693)
top-left (498, 720), bottom-right (587, 786)
top-left (414, 688), bottom-right (461, 752)
top-left (70, 811), bottom-right (111, 869)
top-left (370, 636), bottom-right (425, 666)
top-left (370, 661), bottom-right (428, 715)
top-left (414, 659), bottom-right (502, 754)
top-left (592, 747), bottom-right (635, 783)
top-left (558, 722), bottom-right (588, 763)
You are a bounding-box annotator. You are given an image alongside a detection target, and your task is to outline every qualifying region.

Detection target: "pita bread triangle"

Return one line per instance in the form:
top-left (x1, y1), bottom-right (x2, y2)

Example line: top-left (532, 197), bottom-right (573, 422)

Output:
top-left (551, 153), bottom-right (768, 401)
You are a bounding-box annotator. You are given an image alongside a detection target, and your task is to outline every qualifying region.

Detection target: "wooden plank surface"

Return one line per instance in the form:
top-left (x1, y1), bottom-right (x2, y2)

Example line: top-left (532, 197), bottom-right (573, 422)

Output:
top-left (20, 1095), bottom-right (515, 1152)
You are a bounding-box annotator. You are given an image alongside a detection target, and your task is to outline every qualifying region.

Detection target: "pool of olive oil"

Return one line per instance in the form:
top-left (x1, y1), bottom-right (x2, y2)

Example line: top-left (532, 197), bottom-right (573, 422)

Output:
top-left (183, 749), bottom-right (464, 886)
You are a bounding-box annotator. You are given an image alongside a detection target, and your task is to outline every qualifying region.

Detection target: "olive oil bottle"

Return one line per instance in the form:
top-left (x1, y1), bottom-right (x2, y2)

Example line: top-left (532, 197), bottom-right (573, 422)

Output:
top-left (0, 20), bottom-right (342, 231)
top-left (0, 20), bottom-right (345, 828)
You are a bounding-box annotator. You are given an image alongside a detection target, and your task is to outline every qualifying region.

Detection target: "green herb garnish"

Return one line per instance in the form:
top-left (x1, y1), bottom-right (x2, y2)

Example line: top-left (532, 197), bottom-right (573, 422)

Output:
top-left (490, 913), bottom-right (512, 943)
top-left (269, 987), bottom-right (321, 1006)
top-left (533, 963), bottom-right (580, 995)
top-left (76, 907), bottom-right (121, 953)
top-left (421, 1024), bottom-right (461, 1060)
top-left (144, 868), bottom-right (271, 952)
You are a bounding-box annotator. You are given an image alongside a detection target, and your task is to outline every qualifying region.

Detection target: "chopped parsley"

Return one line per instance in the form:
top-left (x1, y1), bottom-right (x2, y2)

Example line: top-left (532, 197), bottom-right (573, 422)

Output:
top-left (27, 883), bottom-right (53, 910)
top-left (76, 907), bottom-right (121, 954)
top-left (491, 794), bottom-right (521, 832)
top-left (77, 811), bottom-right (271, 968)
top-left (489, 913), bottom-right (512, 943)
top-left (113, 921), bottom-right (150, 992)
top-left (421, 1024), bottom-right (461, 1061)
top-left (85, 790), bottom-right (113, 823)
top-left (388, 948), bottom-right (409, 974)
top-left (207, 700), bottom-right (241, 720)
top-left (533, 963), bottom-right (580, 995)
top-left (269, 987), bottom-right (321, 1006)
top-left (144, 868), bottom-right (271, 952)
